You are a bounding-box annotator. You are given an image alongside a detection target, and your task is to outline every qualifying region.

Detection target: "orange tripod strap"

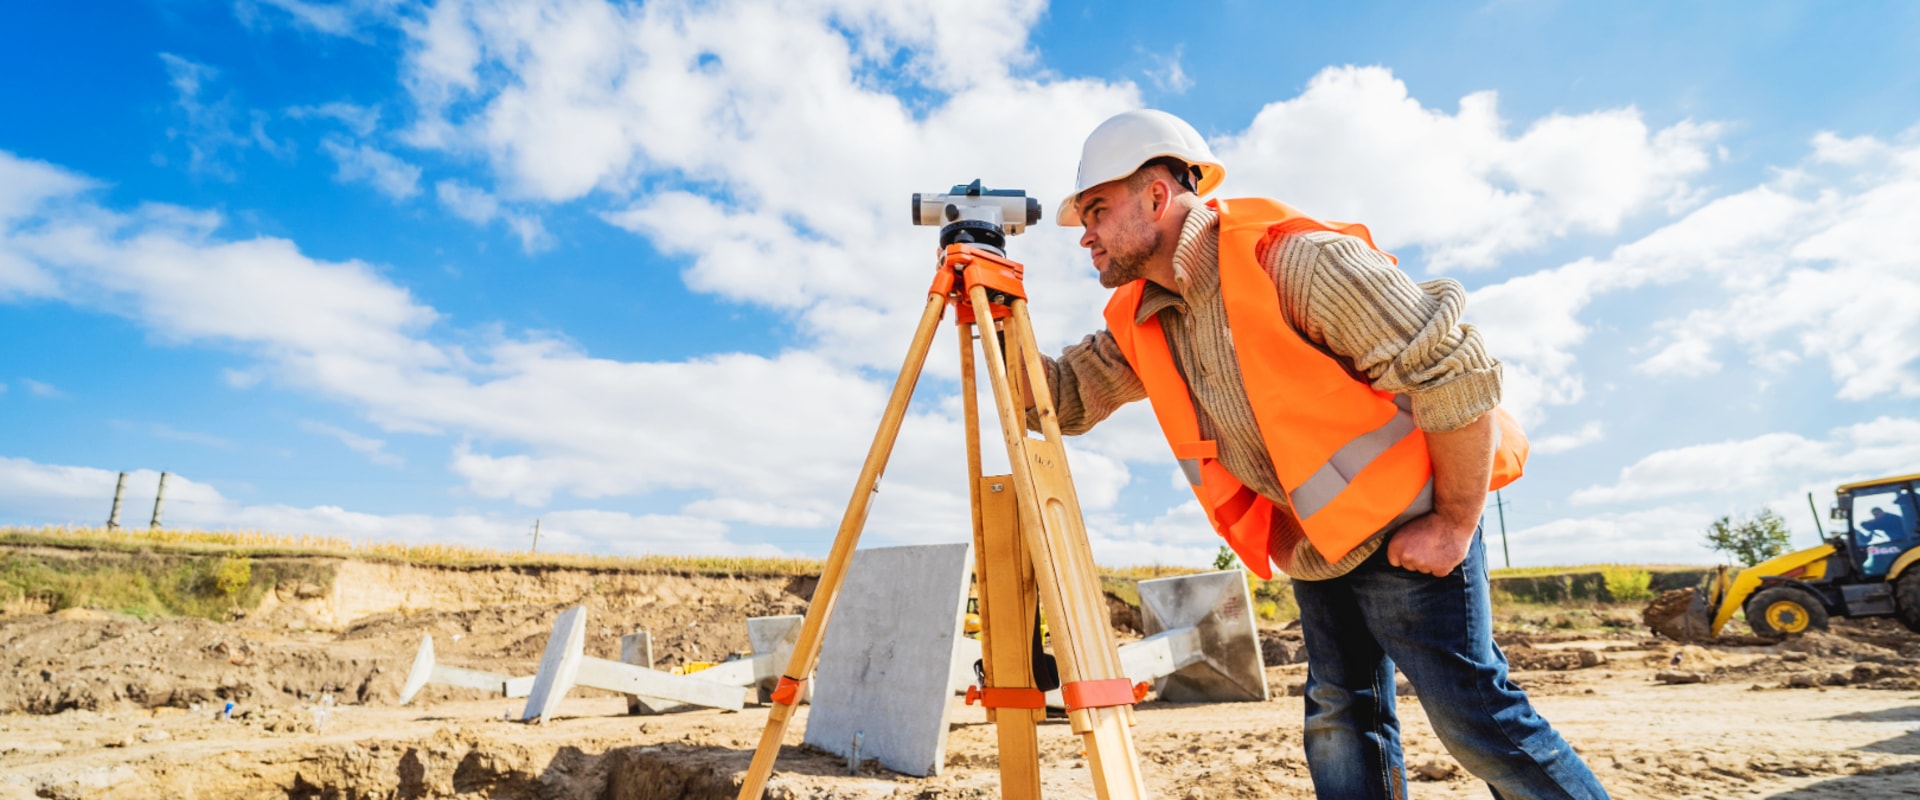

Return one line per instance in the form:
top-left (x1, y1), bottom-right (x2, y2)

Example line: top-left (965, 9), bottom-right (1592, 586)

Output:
top-left (1061, 678), bottom-right (1138, 710)
top-left (771, 676), bottom-right (807, 706)
top-left (965, 685), bottom-right (1047, 709)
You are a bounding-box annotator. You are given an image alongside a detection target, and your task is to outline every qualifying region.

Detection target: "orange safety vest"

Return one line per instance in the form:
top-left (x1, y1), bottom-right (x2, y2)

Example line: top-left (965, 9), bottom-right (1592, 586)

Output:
top-left (1104, 197), bottom-right (1529, 578)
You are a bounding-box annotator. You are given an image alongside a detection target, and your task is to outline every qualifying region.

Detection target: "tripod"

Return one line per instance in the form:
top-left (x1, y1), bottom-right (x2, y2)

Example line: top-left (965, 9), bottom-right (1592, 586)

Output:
top-left (734, 237), bottom-right (1149, 799)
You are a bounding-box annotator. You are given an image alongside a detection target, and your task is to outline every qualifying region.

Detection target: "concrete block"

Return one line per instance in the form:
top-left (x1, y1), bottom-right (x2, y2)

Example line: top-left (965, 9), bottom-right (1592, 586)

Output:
top-left (747, 615), bottom-right (804, 703)
top-left (1136, 570), bottom-right (1267, 703)
top-left (520, 605), bottom-right (588, 723)
top-left (623, 631), bottom-right (666, 715)
top-left (804, 543), bottom-right (973, 778)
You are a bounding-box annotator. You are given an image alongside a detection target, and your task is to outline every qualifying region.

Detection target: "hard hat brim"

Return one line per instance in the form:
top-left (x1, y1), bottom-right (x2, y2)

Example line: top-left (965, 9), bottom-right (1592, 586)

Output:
top-left (1055, 162), bottom-right (1224, 228)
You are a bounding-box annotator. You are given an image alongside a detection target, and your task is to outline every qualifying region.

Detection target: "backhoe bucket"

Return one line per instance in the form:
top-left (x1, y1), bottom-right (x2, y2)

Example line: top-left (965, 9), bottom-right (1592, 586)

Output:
top-left (1644, 587), bottom-right (1713, 642)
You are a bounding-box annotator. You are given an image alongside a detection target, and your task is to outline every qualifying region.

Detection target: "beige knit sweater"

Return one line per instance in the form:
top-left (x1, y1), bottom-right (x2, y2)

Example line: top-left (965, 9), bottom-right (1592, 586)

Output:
top-left (1039, 203), bottom-right (1502, 580)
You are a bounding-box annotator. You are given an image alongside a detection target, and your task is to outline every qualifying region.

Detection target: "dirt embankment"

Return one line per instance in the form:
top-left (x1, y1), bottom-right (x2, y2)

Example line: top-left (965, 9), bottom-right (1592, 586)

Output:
top-left (0, 550), bottom-right (816, 717)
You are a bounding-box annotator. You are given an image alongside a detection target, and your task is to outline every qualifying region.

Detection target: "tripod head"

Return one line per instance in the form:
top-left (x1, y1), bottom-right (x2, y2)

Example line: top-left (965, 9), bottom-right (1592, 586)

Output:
top-left (910, 179), bottom-right (1042, 256)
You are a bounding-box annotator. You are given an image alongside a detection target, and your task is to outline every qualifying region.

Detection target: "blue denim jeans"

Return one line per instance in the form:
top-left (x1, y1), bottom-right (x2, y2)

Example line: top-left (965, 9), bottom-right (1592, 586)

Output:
top-left (1290, 531), bottom-right (1609, 799)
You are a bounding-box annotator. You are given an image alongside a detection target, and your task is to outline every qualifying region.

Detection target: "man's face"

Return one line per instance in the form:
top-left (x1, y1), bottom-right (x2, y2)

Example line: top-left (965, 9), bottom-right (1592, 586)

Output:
top-left (1075, 182), bottom-right (1161, 289)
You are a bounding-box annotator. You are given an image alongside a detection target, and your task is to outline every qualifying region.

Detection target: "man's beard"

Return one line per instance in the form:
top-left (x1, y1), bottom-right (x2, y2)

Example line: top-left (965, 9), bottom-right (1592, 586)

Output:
top-left (1096, 216), bottom-right (1163, 289)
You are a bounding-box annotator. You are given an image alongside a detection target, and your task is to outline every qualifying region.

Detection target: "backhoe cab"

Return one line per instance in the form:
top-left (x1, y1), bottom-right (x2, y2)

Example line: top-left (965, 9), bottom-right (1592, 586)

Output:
top-left (1647, 473), bottom-right (1920, 641)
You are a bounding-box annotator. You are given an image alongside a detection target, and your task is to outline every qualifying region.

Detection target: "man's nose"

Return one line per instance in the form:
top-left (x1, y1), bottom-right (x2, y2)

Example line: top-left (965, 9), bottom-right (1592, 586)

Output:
top-left (1078, 227), bottom-right (1095, 249)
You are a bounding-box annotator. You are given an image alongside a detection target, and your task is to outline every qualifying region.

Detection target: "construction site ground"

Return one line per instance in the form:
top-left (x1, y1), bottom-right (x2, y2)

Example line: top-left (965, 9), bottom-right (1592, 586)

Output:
top-left (4, 558), bottom-right (1920, 798)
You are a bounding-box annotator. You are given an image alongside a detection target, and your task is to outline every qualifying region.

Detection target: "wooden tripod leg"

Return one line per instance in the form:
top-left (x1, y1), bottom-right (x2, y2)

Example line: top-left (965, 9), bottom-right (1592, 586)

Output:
top-left (967, 288), bottom-right (1150, 799)
top-left (734, 293), bottom-right (949, 800)
top-left (962, 322), bottom-right (1044, 799)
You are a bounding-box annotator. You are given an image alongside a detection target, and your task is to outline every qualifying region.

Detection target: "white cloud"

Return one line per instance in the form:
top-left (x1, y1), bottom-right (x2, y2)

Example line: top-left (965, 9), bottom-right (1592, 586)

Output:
top-left (1572, 416), bottom-right (1920, 506)
top-left (0, 455), bottom-right (779, 557)
top-left (1468, 126), bottom-right (1920, 433)
top-left (321, 137), bottom-right (422, 199)
top-left (1085, 499), bottom-right (1220, 570)
top-left (285, 102), bottom-right (381, 137)
top-left (1531, 421), bottom-right (1605, 455)
top-left (158, 53), bottom-right (272, 178)
top-left (1143, 45), bottom-right (1192, 94)
top-left (1503, 506), bottom-right (1728, 567)
top-left (392, 0), bottom-right (1134, 372)
top-left (0, 151), bottom-right (442, 371)
top-left (22, 379), bottom-right (62, 398)
top-left (299, 420), bottom-right (403, 467)
top-left (434, 179), bottom-right (550, 252)
top-left (1213, 66), bottom-right (1719, 271)
top-left (235, 0), bottom-right (401, 38)
top-left (1632, 131), bottom-right (1920, 400)
top-left (1637, 338), bottom-right (1720, 377)
top-left (149, 423), bottom-right (232, 449)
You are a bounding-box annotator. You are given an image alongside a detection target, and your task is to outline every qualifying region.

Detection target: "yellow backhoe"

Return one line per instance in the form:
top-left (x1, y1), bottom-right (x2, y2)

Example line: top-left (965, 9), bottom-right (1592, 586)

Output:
top-left (1646, 472), bottom-right (1920, 641)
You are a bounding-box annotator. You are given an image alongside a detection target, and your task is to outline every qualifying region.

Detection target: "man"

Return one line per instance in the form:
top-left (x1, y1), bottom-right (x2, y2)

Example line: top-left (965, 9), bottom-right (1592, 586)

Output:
top-left (1033, 109), bottom-right (1609, 799)
top-left (1861, 507), bottom-right (1908, 544)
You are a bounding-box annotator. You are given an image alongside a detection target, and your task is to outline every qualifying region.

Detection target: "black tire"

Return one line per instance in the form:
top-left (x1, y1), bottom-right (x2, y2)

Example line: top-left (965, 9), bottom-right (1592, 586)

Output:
top-left (1746, 586), bottom-right (1830, 636)
top-left (1895, 570), bottom-right (1920, 633)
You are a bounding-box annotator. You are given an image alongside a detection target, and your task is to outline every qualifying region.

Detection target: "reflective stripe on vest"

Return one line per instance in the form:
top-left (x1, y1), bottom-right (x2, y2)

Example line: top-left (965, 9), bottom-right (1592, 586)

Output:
top-left (1105, 197), bottom-right (1527, 578)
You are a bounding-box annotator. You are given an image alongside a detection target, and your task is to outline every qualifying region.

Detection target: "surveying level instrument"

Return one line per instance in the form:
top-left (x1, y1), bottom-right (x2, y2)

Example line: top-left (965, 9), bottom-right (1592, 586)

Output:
top-left (735, 182), bottom-right (1149, 799)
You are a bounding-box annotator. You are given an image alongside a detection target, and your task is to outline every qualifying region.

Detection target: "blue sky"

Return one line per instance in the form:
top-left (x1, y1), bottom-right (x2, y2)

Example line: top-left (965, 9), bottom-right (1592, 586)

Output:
top-left (4, 0), bottom-right (1919, 567)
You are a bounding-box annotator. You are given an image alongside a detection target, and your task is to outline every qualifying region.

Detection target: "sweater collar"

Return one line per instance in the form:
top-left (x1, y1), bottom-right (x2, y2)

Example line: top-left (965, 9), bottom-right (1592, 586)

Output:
top-left (1134, 203), bottom-right (1221, 325)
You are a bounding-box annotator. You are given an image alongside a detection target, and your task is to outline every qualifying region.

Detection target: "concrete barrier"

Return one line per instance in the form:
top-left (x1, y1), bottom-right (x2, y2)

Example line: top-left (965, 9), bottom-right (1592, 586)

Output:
top-left (1133, 569), bottom-right (1267, 703)
top-left (518, 605), bottom-right (754, 723)
top-left (397, 634), bottom-right (529, 705)
top-left (630, 615), bottom-right (807, 715)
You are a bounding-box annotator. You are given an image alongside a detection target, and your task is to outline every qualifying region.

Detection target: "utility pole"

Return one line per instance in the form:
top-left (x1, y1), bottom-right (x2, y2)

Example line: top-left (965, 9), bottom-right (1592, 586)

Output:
top-left (149, 472), bottom-right (170, 530)
top-left (1493, 490), bottom-right (1512, 568)
top-left (530, 519), bottom-right (541, 554)
top-left (107, 472), bottom-right (127, 530)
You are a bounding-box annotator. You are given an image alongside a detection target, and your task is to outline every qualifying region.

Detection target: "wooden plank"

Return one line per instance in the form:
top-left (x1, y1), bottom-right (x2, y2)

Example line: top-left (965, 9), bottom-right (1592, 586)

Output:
top-left (976, 473), bottom-right (1043, 799)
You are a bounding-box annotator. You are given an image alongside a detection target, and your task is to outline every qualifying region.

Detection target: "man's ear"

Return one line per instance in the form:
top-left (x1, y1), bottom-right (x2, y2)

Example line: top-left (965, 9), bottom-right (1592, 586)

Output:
top-left (1150, 180), bottom-right (1172, 219)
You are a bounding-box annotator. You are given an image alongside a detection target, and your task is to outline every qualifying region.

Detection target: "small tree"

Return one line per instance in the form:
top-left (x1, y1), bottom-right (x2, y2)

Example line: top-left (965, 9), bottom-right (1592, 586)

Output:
top-left (1704, 508), bottom-right (1793, 566)
top-left (1214, 545), bottom-right (1239, 571)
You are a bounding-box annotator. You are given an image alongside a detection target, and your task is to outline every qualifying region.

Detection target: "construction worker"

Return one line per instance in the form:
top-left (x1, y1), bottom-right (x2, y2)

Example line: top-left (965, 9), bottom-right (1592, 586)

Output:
top-left (1035, 109), bottom-right (1609, 799)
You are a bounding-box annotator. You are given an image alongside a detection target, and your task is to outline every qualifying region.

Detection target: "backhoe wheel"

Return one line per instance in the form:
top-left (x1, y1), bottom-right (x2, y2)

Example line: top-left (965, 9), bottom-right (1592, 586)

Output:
top-left (1895, 570), bottom-right (1920, 633)
top-left (1746, 587), bottom-right (1829, 636)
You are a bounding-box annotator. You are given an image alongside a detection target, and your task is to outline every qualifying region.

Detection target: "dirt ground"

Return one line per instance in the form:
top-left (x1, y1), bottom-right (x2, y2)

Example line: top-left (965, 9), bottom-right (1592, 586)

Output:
top-left (4, 568), bottom-right (1920, 798)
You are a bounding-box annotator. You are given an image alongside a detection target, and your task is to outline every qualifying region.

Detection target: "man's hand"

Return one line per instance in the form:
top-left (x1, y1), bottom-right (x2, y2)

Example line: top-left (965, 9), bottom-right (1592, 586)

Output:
top-left (1385, 511), bottom-right (1478, 577)
top-left (1388, 409), bottom-right (1497, 577)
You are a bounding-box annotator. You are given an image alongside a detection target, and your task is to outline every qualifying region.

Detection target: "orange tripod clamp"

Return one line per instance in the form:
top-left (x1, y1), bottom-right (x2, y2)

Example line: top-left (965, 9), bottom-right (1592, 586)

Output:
top-left (925, 243), bottom-right (1026, 326)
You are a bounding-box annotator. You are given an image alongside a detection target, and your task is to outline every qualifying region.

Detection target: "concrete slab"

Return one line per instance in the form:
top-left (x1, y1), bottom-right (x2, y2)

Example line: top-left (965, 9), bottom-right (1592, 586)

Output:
top-left (520, 605), bottom-right (587, 723)
top-left (1137, 570), bottom-right (1267, 703)
top-left (803, 543), bottom-right (973, 778)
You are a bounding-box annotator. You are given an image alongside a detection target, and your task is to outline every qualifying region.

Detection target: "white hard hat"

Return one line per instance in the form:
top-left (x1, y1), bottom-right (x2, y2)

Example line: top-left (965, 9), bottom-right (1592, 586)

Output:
top-left (1057, 109), bottom-right (1225, 227)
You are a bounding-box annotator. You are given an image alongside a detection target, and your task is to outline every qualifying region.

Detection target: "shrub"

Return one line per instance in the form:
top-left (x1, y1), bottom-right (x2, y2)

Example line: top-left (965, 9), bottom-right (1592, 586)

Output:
top-left (210, 556), bottom-right (252, 597)
top-left (1601, 566), bottom-right (1653, 602)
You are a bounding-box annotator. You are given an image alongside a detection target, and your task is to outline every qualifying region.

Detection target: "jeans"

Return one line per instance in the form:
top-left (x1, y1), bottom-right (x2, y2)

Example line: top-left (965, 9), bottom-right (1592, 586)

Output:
top-left (1290, 531), bottom-right (1609, 799)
